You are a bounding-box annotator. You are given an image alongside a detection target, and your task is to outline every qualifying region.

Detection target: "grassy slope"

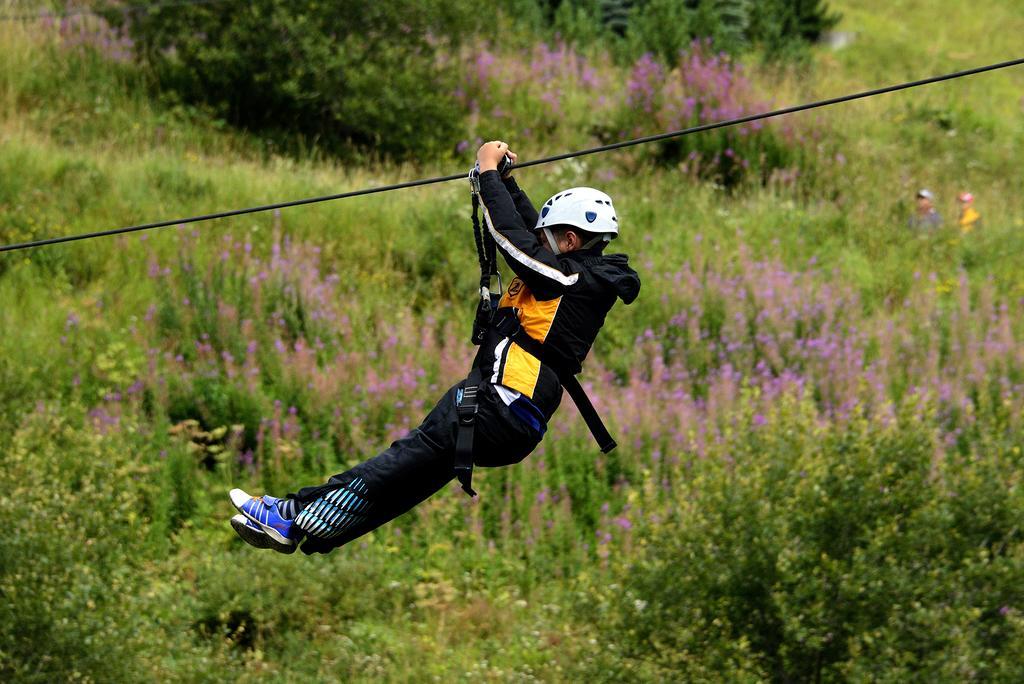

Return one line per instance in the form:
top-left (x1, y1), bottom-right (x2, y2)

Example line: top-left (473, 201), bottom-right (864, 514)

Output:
top-left (749, 0), bottom-right (1024, 305)
top-left (2, 2), bottom-right (1024, 680)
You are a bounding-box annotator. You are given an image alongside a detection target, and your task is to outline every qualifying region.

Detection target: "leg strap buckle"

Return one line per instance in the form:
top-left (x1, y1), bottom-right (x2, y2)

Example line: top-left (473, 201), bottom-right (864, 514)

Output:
top-left (454, 374), bottom-right (482, 497)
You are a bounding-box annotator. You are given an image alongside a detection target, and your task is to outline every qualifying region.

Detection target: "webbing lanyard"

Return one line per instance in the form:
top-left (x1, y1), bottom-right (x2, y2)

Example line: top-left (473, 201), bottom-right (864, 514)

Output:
top-left (457, 171), bottom-right (505, 496)
top-left (468, 177), bottom-right (502, 346)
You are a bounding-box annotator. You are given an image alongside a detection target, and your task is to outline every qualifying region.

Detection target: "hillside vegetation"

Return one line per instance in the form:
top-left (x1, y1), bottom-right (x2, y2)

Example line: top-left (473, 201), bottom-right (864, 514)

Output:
top-left (2, 1), bottom-right (1024, 681)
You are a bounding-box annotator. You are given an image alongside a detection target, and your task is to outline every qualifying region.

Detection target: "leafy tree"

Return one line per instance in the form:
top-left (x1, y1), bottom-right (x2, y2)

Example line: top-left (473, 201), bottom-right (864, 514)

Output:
top-left (749, 0), bottom-right (843, 58)
top-left (107, 0), bottom-right (480, 160)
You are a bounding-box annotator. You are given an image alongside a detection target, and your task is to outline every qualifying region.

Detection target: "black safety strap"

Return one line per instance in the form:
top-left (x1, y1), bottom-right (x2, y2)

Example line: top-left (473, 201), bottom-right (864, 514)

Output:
top-left (511, 328), bottom-right (617, 453)
top-left (454, 367), bottom-right (482, 496)
top-left (484, 212), bottom-right (498, 280)
top-left (469, 187), bottom-right (502, 346)
top-left (561, 376), bottom-right (617, 453)
top-left (471, 192), bottom-right (487, 274)
top-left (457, 174), bottom-right (497, 496)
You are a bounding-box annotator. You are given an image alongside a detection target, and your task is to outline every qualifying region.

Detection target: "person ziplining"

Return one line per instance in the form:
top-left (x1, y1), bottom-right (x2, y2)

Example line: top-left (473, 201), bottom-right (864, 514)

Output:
top-left (227, 140), bottom-right (641, 554)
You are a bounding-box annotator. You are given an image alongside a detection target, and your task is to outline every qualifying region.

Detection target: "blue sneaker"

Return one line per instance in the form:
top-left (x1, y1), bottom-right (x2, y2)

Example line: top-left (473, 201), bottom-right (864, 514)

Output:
top-left (229, 488), bottom-right (303, 552)
top-left (229, 513), bottom-right (299, 554)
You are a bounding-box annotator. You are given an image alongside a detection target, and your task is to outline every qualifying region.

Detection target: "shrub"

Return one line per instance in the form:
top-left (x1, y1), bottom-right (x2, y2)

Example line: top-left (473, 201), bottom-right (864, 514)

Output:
top-left (747, 0), bottom-right (843, 59)
top-left (454, 38), bottom-right (813, 187)
top-left (584, 397), bottom-right (1024, 680)
top-left (515, 1), bottom-right (841, 62)
top-left (622, 0), bottom-right (841, 62)
top-left (454, 39), bottom-right (612, 151)
top-left (111, 0), bottom-right (480, 160)
top-left (0, 404), bottom-right (156, 681)
top-left (612, 41), bottom-right (805, 186)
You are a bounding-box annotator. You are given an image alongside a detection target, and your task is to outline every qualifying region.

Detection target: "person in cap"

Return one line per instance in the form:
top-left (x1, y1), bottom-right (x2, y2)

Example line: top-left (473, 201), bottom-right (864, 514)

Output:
top-left (908, 189), bottom-right (943, 230)
top-left (957, 192), bottom-right (981, 234)
top-left (227, 140), bottom-right (642, 554)
top-left (913, 188), bottom-right (942, 231)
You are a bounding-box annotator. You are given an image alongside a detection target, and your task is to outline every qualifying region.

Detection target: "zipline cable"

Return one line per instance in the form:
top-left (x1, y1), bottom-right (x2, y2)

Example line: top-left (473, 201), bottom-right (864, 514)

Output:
top-left (2, 55), bottom-right (1023, 254)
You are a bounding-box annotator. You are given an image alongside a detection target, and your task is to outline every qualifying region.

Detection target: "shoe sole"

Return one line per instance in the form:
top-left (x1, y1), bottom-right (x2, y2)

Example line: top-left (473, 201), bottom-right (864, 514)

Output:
top-left (229, 487), bottom-right (296, 547)
top-left (230, 514), bottom-right (296, 554)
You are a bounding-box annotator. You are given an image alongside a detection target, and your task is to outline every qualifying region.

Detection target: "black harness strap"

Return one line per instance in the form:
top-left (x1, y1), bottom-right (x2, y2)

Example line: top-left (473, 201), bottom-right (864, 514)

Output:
top-left (469, 190), bottom-right (501, 346)
top-left (456, 177), bottom-right (498, 497)
top-left (510, 328), bottom-right (617, 453)
top-left (563, 376), bottom-right (616, 452)
top-left (454, 367), bottom-right (482, 496)
top-left (471, 192), bottom-right (487, 276)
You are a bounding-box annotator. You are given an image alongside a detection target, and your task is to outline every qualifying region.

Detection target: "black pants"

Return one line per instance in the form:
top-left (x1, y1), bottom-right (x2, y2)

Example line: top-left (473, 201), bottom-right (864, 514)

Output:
top-left (290, 380), bottom-right (545, 555)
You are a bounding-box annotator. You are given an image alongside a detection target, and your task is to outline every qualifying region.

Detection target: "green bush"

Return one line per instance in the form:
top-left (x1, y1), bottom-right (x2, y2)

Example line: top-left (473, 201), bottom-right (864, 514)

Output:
top-left (625, 0), bottom-right (841, 61)
top-left (0, 405), bottom-right (156, 681)
top-left (112, 0), bottom-right (481, 160)
top-left (585, 397), bottom-right (1024, 680)
top-left (516, 0), bottom-right (841, 62)
top-left (747, 0), bottom-right (843, 59)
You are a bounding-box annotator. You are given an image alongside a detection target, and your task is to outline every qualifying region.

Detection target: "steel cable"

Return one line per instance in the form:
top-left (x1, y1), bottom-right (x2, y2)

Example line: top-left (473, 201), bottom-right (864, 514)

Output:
top-left (2, 56), bottom-right (1023, 254)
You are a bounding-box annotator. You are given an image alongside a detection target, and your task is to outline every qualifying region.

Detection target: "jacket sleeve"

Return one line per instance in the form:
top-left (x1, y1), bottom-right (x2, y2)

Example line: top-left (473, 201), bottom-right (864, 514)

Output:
top-left (501, 175), bottom-right (540, 229)
top-left (478, 170), bottom-right (578, 300)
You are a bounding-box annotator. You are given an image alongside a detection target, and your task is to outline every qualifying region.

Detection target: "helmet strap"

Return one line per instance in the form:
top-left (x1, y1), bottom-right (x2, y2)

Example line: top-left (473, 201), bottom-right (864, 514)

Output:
top-left (542, 227), bottom-right (561, 255)
top-left (582, 234), bottom-right (611, 250)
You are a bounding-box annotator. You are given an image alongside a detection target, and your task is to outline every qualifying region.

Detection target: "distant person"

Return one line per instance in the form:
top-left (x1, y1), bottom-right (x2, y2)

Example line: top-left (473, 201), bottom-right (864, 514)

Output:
top-left (908, 189), bottom-right (942, 230)
top-left (957, 192), bottom-right (981, 233)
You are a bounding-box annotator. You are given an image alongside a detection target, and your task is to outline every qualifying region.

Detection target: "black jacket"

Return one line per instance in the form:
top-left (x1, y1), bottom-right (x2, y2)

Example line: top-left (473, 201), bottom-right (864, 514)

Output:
top-left (473, 170), bottom-right (641, 418)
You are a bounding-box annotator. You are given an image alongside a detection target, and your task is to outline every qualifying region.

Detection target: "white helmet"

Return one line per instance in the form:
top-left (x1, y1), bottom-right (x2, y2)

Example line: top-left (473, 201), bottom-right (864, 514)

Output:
top-left (536, 187), bottom-right (619, 253)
